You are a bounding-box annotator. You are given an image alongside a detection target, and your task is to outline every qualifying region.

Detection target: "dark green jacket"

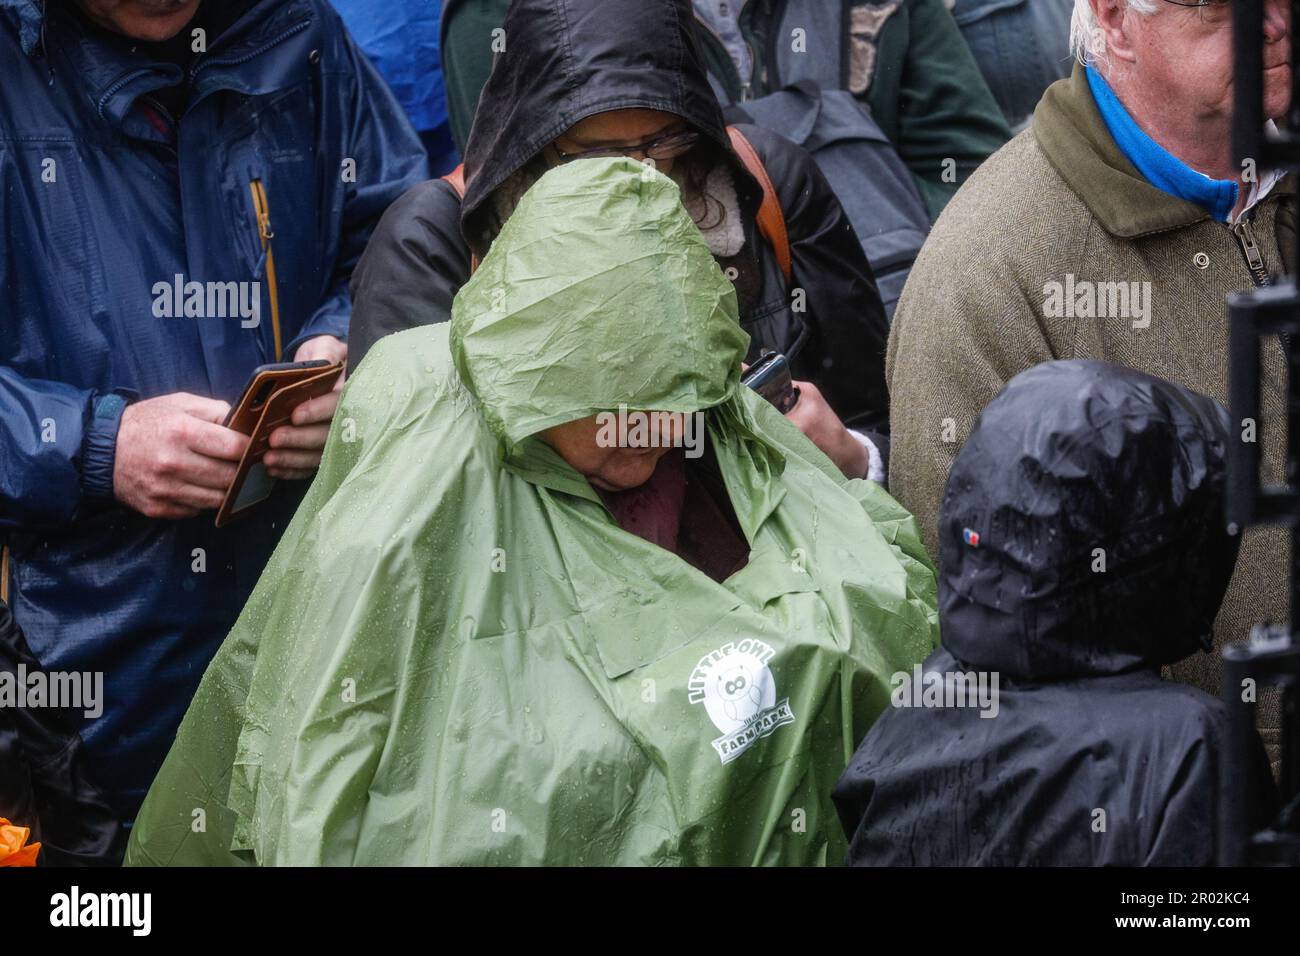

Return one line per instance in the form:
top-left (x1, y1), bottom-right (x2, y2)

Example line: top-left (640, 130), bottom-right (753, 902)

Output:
top-left (441, 0), bottom-right (1010, 218)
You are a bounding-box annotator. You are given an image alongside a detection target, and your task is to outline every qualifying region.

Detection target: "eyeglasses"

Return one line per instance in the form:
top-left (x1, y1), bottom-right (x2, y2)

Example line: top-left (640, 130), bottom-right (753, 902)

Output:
top-left (552, 129), bottom-right (701, 164)
top-left (1160, 0), bottom-right (1231, 6)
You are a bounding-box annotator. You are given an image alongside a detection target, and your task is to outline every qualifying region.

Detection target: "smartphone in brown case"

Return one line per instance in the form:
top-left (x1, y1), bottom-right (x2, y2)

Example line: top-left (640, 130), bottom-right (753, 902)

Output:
top-left (215, 360), bottom-right (344, 528)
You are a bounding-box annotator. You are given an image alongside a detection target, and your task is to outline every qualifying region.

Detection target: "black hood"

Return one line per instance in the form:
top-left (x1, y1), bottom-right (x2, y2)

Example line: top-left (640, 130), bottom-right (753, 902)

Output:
top-left (938, 360), bottom-right (1238, 681)
top-left (460, 0), bottom-right (753, 256)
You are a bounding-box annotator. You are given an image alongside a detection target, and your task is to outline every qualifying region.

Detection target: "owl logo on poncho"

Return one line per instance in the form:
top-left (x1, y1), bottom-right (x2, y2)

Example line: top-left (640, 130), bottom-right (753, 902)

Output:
top-left (708, 654), bottom-right (772, 729)
top-left (688, 638), bottom-right (795, 764)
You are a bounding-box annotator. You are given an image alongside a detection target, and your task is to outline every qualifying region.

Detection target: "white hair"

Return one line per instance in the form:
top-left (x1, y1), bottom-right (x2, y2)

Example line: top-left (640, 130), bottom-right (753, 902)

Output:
top-left (1070, 0), bottom-right (1160, 65)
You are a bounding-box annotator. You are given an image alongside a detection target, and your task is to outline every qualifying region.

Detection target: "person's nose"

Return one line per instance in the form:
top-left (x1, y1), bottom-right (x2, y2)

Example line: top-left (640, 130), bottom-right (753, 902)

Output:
top-left (1264, 0), bottom-right (1289, 42)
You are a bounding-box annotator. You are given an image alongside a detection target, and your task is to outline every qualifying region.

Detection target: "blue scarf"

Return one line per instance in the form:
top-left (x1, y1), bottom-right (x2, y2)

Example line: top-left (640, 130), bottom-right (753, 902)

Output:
top-left (1085, 64), bottom-right (1237, 222)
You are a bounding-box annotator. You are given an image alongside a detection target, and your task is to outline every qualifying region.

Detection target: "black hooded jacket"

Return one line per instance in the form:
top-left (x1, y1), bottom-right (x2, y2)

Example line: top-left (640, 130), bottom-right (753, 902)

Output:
top-left (1, 602), bottom-right (124, 866)
top-left (346, 0), bottom-right (890, 436)
top-left (833, 360), bottom-right (1274, 866)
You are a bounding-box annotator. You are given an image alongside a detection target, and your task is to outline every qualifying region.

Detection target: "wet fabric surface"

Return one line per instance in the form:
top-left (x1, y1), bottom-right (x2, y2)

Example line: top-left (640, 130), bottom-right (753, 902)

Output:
top-left (835, 360), bottom-right (1274, 865)
top-left (128, 160), bottom-right (939, 865)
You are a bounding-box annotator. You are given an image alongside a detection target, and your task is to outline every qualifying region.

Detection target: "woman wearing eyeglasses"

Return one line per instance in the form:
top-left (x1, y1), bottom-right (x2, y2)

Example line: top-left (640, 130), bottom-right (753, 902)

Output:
top-left (347, 0), bottom-right (893, 482)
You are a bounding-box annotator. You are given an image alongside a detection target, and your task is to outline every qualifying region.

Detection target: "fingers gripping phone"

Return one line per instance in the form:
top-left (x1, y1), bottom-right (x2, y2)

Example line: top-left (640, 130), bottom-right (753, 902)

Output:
top-left (215, 359), bottom-right (344, 527)
top-left (741, 349), bottom-right (800, 413)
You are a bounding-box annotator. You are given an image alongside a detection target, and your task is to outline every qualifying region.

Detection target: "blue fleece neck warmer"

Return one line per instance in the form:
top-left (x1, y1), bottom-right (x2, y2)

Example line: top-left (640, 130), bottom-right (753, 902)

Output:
top-left (1085, 64), bottom-right (1237, 223)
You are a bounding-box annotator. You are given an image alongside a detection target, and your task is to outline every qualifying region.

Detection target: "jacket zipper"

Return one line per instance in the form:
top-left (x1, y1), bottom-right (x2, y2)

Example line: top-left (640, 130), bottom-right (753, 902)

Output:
top-left (741, 38), bottom-right (756, 100)
top-left (695, 18), bottom-right (745, 100)
top-left (1234, 217), bottom-right (1272, 288)
top-left (249, 178), bottom-right (284, 361)
top-left (696, 1), bottom-right (756, 101)
top-left (96, 17), bottom-right (310, 121)
top-left (188, 19), bottom-right (312, 84)
top-left (183, 19), bottom-right (313, 117)
top-left (1, 545), bottom-right (9, 605)
top-left (738, 0), bottom-right (756, 100)
top-left (95, 67), bottom-right (161, 118)
top-left (1232, 215), bottom-right (1289, 352)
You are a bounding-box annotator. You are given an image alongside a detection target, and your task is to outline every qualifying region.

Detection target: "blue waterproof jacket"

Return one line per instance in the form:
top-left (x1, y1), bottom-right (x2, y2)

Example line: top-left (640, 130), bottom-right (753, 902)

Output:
top-left (330, 0), bottom-right (447, 134)
top-left (0, 0), bottom-right (427, 820)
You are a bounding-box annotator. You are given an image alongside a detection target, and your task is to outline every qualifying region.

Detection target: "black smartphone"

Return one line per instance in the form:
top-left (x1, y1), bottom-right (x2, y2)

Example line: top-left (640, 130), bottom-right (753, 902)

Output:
top-left (742, 350), bottom-right (800, 413)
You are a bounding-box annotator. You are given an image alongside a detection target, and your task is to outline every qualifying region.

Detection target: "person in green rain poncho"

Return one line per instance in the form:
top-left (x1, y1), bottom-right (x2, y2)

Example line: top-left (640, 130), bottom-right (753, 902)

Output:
top-left (126, 158), bottom-right (939, 867)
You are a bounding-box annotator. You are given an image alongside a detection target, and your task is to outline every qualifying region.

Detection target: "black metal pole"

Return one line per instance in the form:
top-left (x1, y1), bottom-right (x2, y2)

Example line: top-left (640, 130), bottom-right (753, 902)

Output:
top-left (1227, 0), bottom-right (1300, 866)
top-left (1235, 0), bottom-right (1265, 175)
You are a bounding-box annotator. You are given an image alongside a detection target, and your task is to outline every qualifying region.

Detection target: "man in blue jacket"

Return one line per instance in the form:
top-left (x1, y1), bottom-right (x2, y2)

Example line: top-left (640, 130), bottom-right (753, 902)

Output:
top-left (0, 0), bottom-right (427, 835)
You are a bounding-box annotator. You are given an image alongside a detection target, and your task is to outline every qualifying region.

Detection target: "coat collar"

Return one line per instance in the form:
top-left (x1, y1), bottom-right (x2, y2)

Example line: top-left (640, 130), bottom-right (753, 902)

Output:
top-left (1033, 62), bottom-right (1296, 238)
top-left (1085, 64), bottom-right (1239, 223)
top-left (10, 0), bottom-right (315, 127)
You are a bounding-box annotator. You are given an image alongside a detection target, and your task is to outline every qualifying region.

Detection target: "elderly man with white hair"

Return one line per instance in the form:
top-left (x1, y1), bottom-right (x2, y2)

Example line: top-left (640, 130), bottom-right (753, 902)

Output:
top-left (886, 0), bottom-right (1293, 761)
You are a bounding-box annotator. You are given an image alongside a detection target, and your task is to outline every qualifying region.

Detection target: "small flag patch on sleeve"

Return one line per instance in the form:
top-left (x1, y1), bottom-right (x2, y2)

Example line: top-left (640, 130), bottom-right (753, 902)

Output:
top-left (963, 528), bottom-right (980, 548)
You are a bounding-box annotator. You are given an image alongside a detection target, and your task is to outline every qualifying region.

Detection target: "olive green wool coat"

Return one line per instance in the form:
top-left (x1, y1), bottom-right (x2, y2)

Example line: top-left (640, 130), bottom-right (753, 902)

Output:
top-left (887, 64), bottom-right (1296, 760)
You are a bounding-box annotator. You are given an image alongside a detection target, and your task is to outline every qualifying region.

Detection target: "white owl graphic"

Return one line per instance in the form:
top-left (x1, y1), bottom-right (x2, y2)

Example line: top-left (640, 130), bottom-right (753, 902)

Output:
top-left (701, 645), bottom-right (777, 733)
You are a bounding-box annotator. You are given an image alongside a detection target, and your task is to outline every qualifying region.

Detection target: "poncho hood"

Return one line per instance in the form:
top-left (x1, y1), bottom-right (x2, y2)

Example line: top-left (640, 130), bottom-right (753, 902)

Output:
top-left (451, 157), bottom-right (749, 455)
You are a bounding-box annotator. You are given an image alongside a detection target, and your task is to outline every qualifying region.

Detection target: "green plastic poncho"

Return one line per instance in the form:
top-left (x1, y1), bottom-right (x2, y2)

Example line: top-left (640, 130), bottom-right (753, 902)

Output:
top-left (126, 158), bottom-right (939, 866)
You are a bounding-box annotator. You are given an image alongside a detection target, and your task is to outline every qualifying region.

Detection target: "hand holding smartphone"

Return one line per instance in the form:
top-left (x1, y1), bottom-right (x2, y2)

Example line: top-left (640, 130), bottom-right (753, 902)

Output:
top-left (741, 349), bottom-right (801, 413)
top-left (215, 360), bottom-right (344, 527)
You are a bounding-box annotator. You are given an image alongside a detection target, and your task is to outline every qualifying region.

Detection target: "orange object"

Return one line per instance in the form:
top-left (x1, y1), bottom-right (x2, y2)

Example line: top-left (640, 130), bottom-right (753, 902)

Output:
top-left (726, 126), bottom-right (792, 287)
top-left (0, 818), bottom-right (40, 866)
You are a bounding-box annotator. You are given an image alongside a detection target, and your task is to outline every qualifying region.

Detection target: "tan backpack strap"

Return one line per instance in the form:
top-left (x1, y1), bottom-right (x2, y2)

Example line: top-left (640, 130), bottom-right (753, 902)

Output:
top-left (441, 163), bottom-right (478, 273)
top-left (726, 126), bottom-right (792, 287)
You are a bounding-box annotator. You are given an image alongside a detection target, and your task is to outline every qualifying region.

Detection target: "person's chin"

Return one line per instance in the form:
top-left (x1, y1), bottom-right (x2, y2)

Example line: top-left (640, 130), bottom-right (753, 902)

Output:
top-left (1263, 69), bottom-right (1292, 117)
top-left (115, 5), bottom-right (201, 41)
top-left (594, 476), bottom-right (646, 492)
top-left (108, 16), bottom-right (192, 40)
top-left (594, 464), bottom-right (657, 491)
